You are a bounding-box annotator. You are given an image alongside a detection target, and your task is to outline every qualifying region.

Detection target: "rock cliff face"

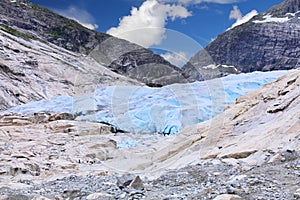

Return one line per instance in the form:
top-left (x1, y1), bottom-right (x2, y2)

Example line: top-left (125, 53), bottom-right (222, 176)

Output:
top-left (109, 48), bottom-right (186, 87)
top-left (183, 0), bottom-right (300, 81)
top-left (89, 37), bottom-right (187, 87)
top-left (0, 0), bottom-right (185, 87)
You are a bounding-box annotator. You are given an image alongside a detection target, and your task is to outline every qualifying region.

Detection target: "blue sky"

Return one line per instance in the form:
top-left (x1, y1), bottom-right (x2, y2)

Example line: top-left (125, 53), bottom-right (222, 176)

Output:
top-left (30, 0), bottom-right (283, 66)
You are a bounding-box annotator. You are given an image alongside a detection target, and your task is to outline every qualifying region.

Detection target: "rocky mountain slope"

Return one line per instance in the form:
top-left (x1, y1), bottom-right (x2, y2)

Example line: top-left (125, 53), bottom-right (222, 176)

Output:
top-left (0, 28), bottom-right (142, 111)
top-left (0, 0), bottom-right (186, 88)
top-left (182, 0), bottom-right (300, 81)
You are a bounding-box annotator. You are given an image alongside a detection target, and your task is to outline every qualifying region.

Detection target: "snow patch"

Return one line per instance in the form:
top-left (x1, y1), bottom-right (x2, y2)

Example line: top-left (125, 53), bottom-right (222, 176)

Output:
top-left (253, 14), bottom-right (290, 24)
top-left (203, 64), bottom-right (219, 69)
top-left (286, 11), bottom-right (300, 17)
top-left (203, 64), bottom-right (237, 71)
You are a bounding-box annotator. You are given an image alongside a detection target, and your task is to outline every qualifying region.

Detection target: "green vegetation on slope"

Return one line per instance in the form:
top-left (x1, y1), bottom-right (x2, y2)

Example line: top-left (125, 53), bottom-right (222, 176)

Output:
top-left (0, 23), bottom-right (38, 41)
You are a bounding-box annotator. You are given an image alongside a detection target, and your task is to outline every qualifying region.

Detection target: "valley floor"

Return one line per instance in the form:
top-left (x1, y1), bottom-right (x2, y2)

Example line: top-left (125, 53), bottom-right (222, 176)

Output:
top-left (0, 149), bottom-right (299, 200)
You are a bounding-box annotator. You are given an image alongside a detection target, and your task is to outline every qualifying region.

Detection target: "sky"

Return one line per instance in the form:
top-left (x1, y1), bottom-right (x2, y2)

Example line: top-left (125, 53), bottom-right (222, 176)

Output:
top-left (30, 0), bottom-right (283, 66)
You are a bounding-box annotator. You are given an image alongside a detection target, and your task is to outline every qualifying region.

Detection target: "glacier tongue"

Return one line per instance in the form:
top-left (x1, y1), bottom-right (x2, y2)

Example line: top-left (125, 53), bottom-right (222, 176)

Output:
top-left (2, 70), bottom-right (289, 134)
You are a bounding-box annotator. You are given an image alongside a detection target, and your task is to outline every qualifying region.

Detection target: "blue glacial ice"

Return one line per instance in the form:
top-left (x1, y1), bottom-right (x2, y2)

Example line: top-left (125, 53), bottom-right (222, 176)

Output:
top-left (2, 70), bottom-right (289, 134)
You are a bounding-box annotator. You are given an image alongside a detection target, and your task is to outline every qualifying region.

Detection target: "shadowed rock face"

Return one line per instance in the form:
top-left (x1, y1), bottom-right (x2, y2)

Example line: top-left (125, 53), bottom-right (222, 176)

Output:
top-left (182, 0), bottom-right (300, 82)
top-left (0, 0), bottom-right (186, 86)
top-left (89, 37), bottom-right (187, 87)
top-left (0, 0), bottom-right (108, 54)
top-left (109, 49), bottom-right (187, 87)
top-left (269, 0), bottom-right (300, 16)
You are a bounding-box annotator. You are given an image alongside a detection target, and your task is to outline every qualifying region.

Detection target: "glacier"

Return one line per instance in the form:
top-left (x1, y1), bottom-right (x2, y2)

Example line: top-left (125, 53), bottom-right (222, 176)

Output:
top-left (2, 70), bottom-right (289, 134)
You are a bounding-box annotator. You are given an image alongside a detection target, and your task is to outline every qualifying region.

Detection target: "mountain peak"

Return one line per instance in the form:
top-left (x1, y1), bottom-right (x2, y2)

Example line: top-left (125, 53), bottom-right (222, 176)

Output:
top-left (269, 0), bottom-right (300, 17)
top-left (182, 0), bottom-right (300, 82)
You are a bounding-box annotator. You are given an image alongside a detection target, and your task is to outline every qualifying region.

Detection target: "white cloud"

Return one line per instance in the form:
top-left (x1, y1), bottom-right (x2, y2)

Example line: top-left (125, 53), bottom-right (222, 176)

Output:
top-left (161, 51), bottom-right (188, 67)
top-left (81, 23), bottom-right (99, 30)
top-left (229, 5), bottom-right (242, 20)
top-left (159, 0), bottom-right (239, 5)
top-left (107, 0), bottom-right (191, 48)
top-left (55, 6), bottom-right (99, 30)
top-left (228, 6), bottom-right (258, 30)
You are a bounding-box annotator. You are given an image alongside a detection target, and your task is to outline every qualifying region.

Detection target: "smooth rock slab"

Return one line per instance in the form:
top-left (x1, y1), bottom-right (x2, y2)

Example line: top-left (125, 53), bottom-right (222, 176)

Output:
top-left (213, 194), bottom-right (242, 200)
top-left (86, 193), bottom-right (114, 200)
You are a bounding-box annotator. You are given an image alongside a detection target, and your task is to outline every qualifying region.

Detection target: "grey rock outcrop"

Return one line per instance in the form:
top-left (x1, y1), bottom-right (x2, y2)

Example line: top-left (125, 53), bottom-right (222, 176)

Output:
top-left (89, 37), bottom-right (187, 87)
top-left (0, 0), bottom-right (185, 86)
top-left (183, 0), bottom-right (300, 81)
